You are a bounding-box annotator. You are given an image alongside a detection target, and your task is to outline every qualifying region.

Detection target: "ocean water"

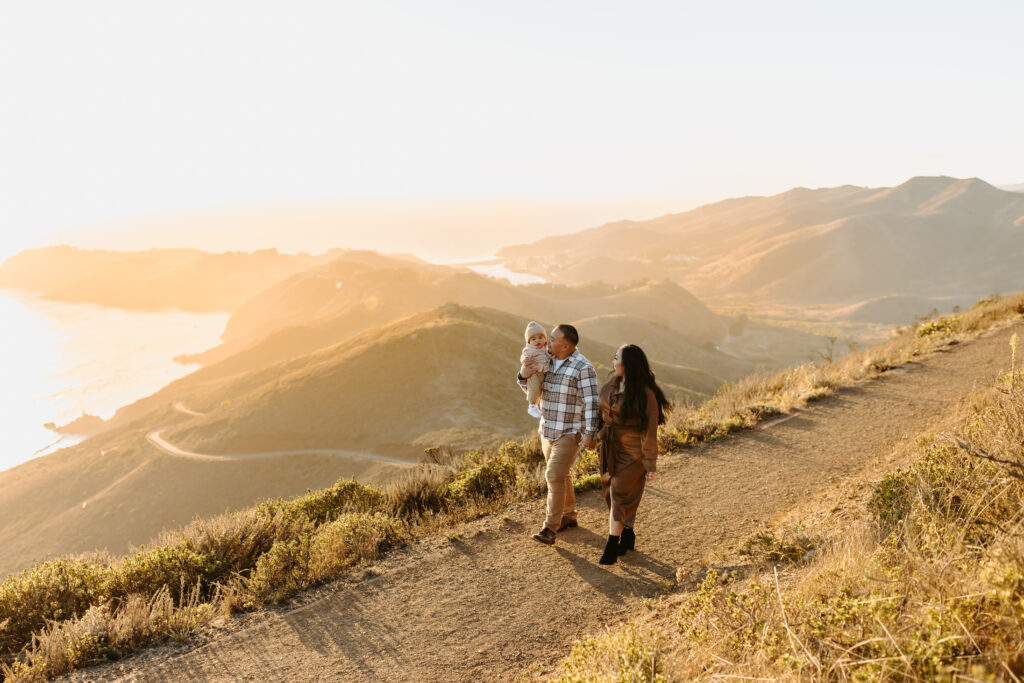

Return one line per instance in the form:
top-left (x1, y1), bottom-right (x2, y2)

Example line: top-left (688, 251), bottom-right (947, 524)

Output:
top-left (0, 289), bottom-right (230, 472)
top-left (466, 262), bottom-right (547, 285)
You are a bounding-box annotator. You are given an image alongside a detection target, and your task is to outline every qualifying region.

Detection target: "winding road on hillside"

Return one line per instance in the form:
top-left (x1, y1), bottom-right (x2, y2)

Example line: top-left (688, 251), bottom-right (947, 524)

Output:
top-left (79, 321), bottom-right (1024, 682)
top-left (143, 402), bottom-right (414, 467)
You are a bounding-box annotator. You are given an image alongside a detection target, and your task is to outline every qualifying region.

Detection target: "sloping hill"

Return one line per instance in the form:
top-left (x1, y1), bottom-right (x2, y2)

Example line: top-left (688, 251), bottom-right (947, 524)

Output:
top-left (498, 176), bottom-right (1024, 312)
top-left (101, 255), bottom-right (815, 432)
top-left (81, 304), bottom-right (1024, 682)
top-left (0, 428), bottom-right (405, 578)
top-left (0, 246), bottom-right (349, 312)
top-left (180, 253), bottom-right (733, 369)
top-left (157, 304), bottom-right (723, 458)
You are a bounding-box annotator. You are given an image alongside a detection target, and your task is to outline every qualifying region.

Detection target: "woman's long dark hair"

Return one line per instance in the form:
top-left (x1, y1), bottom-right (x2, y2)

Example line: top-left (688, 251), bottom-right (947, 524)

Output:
top-left (619, 344), bottom-right (672, 425)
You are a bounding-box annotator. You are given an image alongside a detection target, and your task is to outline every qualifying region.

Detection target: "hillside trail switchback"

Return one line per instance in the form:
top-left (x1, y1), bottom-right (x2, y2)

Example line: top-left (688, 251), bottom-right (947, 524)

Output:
top-left (145, 402), bottom-right (412, 466)
top-left (74, 321), bottom-right (1024, 682)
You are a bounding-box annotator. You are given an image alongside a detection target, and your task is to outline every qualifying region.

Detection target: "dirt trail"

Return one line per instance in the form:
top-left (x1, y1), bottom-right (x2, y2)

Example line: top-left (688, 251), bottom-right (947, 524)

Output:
top-left (150, 402), bottom-right (412, 466)
top-left (76, 322), bottom-right (1023, 682)
top-left (144, 430), bottom-right (413, 467)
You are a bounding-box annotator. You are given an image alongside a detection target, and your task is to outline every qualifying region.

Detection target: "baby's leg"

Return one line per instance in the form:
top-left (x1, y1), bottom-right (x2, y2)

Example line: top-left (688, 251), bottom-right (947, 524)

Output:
top-left (527, 373), bottom-right (542, 404)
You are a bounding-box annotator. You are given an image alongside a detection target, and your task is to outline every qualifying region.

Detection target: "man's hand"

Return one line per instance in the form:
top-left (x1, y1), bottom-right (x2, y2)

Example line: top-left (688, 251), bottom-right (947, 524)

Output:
top-left (521, 358), bottom-right (539, 378)
top-left (582, 436), bottom-right (597, 449)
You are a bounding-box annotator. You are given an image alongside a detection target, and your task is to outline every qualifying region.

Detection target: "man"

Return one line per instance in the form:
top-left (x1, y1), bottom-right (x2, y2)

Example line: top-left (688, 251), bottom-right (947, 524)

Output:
top-left (518, 323), bottom-right (599, 545)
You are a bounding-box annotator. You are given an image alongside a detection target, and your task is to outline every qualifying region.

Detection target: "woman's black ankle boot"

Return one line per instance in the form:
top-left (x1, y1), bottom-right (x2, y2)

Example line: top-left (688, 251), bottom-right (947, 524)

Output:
top-left (618, 527), bottom-right (635, 555)
top-left (599, 535), bottom-right (620, 565)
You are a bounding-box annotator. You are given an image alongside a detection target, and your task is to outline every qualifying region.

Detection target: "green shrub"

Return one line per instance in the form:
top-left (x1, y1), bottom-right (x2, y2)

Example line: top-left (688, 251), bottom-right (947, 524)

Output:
top-left (555, 622), bottom-right (670, 683)
top-left (444, 456), bottom-right (518, 504)
top-left (0, 559), bottom-right (105, 657)
top-left (738, 525), bottom-right (817, 566)
top-left (916, 315), bottom-right (962, 338)
top-left (498, 437), bottom-right (543, 466)
top-left (243, 513), bottom-right (405, 605)
top-left (573, 473), bottom-right (602, 492)
top-left (105, 540), bottom-right (223, 601)
top-left (971, 295), bottom-right (999, 309)
top-left (242, 536), bottom-right (315, 606)
top-left (571, 448), bottom-right (599, 481)
top-left (385, 467), bottom-right (453, 518)
top-left (658, 426), bottom-right (694, 451)
top-left (310, 512), bottom-right (405, 577)
top-left (256, 478), bottom-right (386, 524)
top-left (868, 468), bottom-right (915, 529)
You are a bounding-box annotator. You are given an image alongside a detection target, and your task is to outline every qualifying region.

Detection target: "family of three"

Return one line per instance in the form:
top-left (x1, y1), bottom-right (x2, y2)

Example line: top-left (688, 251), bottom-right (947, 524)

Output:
top-left (516, 322), bottom-right (671, 565)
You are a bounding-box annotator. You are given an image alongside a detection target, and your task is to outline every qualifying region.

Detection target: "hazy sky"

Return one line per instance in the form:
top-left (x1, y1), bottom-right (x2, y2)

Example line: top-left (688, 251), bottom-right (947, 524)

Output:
top-left (1, 1), bottom-right (1021, 262)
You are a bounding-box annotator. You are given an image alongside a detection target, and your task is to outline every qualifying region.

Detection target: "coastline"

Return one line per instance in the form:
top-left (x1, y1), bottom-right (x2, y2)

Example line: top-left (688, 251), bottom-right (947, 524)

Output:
top-left (0, 288), bottom-right (229, 472)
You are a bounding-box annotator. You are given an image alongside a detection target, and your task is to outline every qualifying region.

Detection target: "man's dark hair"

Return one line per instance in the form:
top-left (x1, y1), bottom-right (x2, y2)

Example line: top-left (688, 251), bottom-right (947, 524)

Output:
top-left (555, 324), bottom-right (579, 346)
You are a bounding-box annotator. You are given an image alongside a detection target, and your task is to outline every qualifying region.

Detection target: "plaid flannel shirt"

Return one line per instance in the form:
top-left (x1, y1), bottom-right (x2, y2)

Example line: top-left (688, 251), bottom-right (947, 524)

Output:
top-left (518, 348), bottom-right (600, 442)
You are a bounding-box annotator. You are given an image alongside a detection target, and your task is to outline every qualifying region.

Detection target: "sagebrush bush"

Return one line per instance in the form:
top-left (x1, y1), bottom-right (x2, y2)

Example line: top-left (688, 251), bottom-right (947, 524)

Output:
top-left (256, 478), bottom-right (387, 524)
top-left (738, 524), bottom-right (818, 567)
top-left (105, 541), bottom-right (223, 602)
top-left (384, 466), bottom-right (452, 518)
top-left (2, 583), bottom-right (214, 682)
top-left (555, 622), bottom-right (670, 683)
top-left (0, 559), bottom-right (105, 658)
top-left (444, 456), bottom-right (519, 503)
top-left (242, 512), bottom-right (406, 606)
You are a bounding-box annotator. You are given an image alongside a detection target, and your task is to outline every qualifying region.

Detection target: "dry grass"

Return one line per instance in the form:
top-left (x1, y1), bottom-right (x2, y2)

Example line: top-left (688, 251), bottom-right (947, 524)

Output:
top-left (658, 291), bottom-right (1024, 451)
top-left (553, 329), bottom-right (1024, 681)
top-left (2, 293), bottom-right (1022, 681)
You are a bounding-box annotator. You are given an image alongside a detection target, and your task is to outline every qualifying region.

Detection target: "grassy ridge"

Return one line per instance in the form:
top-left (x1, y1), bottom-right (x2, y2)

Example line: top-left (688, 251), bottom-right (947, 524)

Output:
top-left (555, 318), bottom-right (1024, 680)
top-left (658, 293), bottom-right (1024, 450)
top-left (2, 293), bottom-right (1022, 681)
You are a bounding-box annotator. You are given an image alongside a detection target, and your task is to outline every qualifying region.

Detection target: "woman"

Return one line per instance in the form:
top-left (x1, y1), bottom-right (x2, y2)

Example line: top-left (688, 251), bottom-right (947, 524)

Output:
top-left (596, 344), bottom-right (671, 565)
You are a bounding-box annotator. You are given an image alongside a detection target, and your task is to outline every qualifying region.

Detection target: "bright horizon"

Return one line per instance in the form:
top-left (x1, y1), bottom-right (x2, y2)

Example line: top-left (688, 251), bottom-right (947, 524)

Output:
top-left (2, 2), bottom-right (1021, 263)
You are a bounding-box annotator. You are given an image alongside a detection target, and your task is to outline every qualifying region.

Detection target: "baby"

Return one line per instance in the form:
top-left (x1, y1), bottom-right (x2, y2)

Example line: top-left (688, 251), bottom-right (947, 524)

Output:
top-left (520, 321), bottom-right (551, 419)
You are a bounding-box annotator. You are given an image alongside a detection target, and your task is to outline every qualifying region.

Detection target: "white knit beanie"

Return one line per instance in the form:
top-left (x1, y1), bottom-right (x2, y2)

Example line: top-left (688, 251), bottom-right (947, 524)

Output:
top-left (525, 321), bottom-right (546, 342)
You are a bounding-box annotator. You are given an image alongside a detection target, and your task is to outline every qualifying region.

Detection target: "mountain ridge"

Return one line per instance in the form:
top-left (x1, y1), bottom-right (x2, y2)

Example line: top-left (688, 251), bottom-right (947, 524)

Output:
top-left (496, 176), bottom-right (1024, 314)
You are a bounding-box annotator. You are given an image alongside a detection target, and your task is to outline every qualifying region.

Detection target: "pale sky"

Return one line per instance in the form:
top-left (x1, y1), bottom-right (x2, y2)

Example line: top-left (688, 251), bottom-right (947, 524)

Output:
top-left (1, 1), bottom-right (1021, 263)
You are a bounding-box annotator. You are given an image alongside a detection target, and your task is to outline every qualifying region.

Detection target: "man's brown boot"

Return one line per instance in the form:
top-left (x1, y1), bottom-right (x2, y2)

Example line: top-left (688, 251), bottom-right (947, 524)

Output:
top-left (532, 526), bottom-right (556, 545)
top-left (557, 517), bottom-right (578, 532)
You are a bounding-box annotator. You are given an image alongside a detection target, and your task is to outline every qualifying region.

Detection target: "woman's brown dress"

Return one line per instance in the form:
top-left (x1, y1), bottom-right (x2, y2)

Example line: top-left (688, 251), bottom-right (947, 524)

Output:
top-left (598, 376), bottom-right (659, 528)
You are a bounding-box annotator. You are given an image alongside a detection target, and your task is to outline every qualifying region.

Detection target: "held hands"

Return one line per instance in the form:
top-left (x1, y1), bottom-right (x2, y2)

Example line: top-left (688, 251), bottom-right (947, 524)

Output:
top-left (581, 436), bottom-right (597, 449)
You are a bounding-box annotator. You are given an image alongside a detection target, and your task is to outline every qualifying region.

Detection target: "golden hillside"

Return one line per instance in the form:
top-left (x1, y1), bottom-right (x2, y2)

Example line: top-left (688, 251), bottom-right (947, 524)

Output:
top-left (498, 176), bottom-right (1024, 317)
top-left (0, 424), bottom-right (404, 578)
top-left (183, 252), bottom-right (733, 367)
top-left (160, 304), bottom-right (723, 457)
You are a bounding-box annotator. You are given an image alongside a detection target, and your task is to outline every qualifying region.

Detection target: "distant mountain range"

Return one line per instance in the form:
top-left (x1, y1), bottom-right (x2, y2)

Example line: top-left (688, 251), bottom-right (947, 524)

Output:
top-left (498, 176), bottom-right (1024, 319)
top-left (0, 245), bottom-right (380, 312)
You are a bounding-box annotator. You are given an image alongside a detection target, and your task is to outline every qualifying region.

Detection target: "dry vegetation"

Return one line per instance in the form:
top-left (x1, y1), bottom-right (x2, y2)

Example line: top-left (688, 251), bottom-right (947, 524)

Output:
top-left (0, 434), bottom-right (601, 681)
top-left (554, 309), bottom-right (1024, 681)
top-left (1, 293), bottom-right (1022, 681)
top-left (658, 292), bottom-right (1024, 451)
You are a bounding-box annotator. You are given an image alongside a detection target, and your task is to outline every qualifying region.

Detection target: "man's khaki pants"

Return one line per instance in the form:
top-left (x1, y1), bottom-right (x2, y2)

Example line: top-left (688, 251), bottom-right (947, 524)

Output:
top-left (542, 432), bottom-right (580, 532)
